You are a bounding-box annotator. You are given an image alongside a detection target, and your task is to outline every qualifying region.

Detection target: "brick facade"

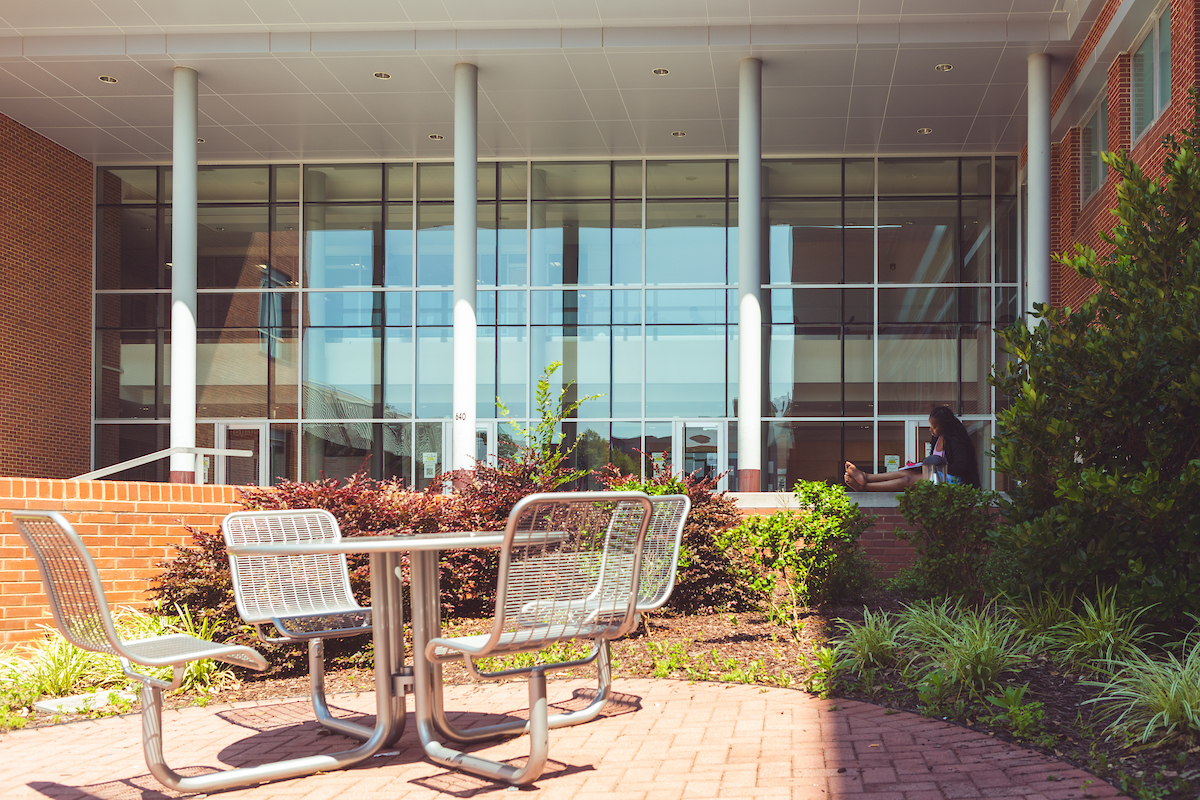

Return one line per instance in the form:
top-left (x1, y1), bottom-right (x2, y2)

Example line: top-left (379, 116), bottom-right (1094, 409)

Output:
top-left (0, 113), bottom-right (93, 479)
top-left (1049, 0), bottom-right (1200, 308)
top-left (0, 477), bottom-right (241, 646)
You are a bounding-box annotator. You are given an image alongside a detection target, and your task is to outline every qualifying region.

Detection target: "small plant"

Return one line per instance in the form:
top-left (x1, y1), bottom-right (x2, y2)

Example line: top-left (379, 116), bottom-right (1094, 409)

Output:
top-left (1084, 622), bottom-right (1200, 745)
top-left (720, 481), bottom-right (874, 636)
top-left (894, 480), bottom-right (998, 601)
top-left (1048, 587), bottom-right (1155, 670)
top-left (800, 642), bottom-right (846, 699)
top-left (897, 600), bottom-right (1029, 699)
top-left (1007, 587), bottom-right (1077, 637)
top-left (837, 608), bottom-right (901, 672)
top-left (647, 641), bottom-right (692, 678)
top-left (474, 639), bottom-right (594, 674)
top-left (985, 684), bottom-right (1054, 745)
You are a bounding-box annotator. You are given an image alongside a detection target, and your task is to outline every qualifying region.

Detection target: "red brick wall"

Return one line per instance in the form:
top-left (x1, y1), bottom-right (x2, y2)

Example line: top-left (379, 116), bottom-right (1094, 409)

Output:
top-left (1049, 0), bottom-right (1200, 308)
top-left (0, 477), bottom-right (242, 647)
top-left (0, 114), bottom-right (93, 479)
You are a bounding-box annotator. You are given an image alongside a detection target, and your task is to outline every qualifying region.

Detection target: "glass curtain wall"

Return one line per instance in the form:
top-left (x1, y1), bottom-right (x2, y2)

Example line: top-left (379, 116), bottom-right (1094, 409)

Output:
top-left (95, 156), bottom-right (1018, 488)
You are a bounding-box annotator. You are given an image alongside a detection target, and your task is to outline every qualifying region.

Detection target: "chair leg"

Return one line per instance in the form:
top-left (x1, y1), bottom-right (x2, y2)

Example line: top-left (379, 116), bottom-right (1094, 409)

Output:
top-left (138, 680), bottom-right (394, 794)
top-left (308, 638), bottom-right (377, 741)
top-left (430, 641), bottom-right (614, 744)
top-left (418, 668), bottom-right (549, 786)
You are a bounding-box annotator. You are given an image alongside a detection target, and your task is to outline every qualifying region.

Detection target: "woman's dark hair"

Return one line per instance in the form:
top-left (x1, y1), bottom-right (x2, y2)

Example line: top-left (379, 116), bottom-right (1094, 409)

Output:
top-left (929, 406), bottom-right (981, 488)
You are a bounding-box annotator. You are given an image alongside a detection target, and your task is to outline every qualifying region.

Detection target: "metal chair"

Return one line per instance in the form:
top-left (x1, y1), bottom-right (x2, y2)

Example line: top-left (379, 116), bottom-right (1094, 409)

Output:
top-left (221, 508), bottom-right (376, 740)
top-left (420, 491), bottom-right (654, 786)
top-left (10, 510), bottom-right (274, 791)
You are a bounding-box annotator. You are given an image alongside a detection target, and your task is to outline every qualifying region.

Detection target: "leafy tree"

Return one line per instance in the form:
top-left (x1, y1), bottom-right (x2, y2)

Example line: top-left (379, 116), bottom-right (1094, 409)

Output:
top-left (990, 96), bottom-right (1200, 620)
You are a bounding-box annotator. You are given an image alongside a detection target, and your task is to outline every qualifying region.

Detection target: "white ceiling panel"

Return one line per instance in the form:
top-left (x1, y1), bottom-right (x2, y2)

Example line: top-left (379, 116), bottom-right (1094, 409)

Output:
top-left (474, 53), bottom-right (581, 92)
top-left (978, 82), bottom-right (1027, 117)
top-left (0, 68), bottom-right (50, 98)
top-left (879, 115), bottom-right (975, 148)
top-left (858, 0), bottom-right (904, 14)
top-left (621, 88), bottom-right (722, 121)
top-left (0, 1), bottom-right (116, 32)
top-left (851, 48), bottom-right (899, 85)
top-left (761, 49), bottom-right (857, 87)
top-left (481, 90), bottom-right (594, 122)
top-left (577, 89), bottom-right (633, 121)
top-left (0, 61), bottom-right (84, 96)
top-left (54, 95), bottom-right (142, 127)
top-left (198, 95), bottom-right (254, 126)
top-left (438, 0), bottom-right (560, 26)
top-left (763, 86), bottom-right (851, 118)
top-left (604, 51), bottom-right (721, 91)
top-left (318, 56), bottom-right (445, 94)
top-left (137, 0), bottom-right (271, 30)
top-left (221, 93), bottom-right (346, 125)
top-left (763, 116), bottom-right (847, 148)
top-left (0, 96), bottom-right (93, 127)
top-left (494, 120), bottom-right (610, 151)
top-left (308, 93), bottom-right (377, 125)
top-left (844, 117), bottom-right (885, 146)
top-left (34, 60), bottom-right (172, 96)
top-left (847, 85), bottom-right (891, 117)
top-left (592, 119), bottom-right (643, 149)
top-left (273, 57), bottom-right (349, 94)
top-left (887, 83), bottom-right (988, 118)
top-left (891, 47), bottom-right (1003, 85)
top-left (193, 57), bottom-right (308, 94)
top-left (632, 119), bottom-right (728, 150)
top-left (358, 92), bottom-right (455, 125)
top-left (562, 53), bottom-right (621, 92)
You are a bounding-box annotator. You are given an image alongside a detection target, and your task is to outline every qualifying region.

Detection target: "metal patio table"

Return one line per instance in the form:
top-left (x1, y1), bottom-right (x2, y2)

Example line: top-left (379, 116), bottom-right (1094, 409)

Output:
top-left (224, 529), bottom-right (514, 771)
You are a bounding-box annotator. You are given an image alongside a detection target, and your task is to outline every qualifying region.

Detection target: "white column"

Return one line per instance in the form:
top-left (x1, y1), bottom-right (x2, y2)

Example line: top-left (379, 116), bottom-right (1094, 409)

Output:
top-left (1026, 53), bottom-right (1052, 326)
top-left (170, 66), bottom-right (198, 482)
top-left (737, 57), bottom-right (763, 492)
top-left (452, 62), bottom-right (478, 473)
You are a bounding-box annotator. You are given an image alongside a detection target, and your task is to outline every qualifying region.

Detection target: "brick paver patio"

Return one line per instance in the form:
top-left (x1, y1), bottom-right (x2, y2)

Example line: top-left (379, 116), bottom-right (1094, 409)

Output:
top-left (1, 678), bottom-right (1127, 800)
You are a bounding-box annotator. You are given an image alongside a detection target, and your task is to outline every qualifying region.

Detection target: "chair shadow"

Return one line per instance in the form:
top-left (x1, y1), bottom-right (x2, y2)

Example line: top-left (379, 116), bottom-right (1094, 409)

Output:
top-left (27, 688), bottom-right (643, 799)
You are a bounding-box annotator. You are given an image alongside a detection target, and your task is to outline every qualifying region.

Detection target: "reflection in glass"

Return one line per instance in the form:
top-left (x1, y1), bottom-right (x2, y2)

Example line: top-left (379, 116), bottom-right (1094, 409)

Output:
top-left (382, 422), bottom-right (412, 486)
top-left (197, 207), bottom-right (271, 289)
top-left (879, 158), bottom-right (957, 195)
top-left (197, 330), bottom-right (268, 417)
top-left (305, 205), bottom-right (380, 288)
top-left (532, 162), bottom-right (611, 200)
top-left (307, 292), bottom-right (379, 327)
top-left (531, 202), bottom-right (611, 285)
top-left (563, 422), bottom-right (610, 489)
top-left (498, 326), bottom-right (527, 418)
top-left (961, 197), bottom-right (990, 283)
top-left (995, 157), bottom-right (1017, 196)
top-left (477, 327), bottom-right (495, 418)
top-left (646, 202), bottom-right (726, 284)
top-left (197, 166), bottom-right (269, 203)
top-left (499, 202), bottom-right (527, 285)
top-left (880, 287), bottom-right (957, 324)
top-left (996, 195), bottom-right (1019, 284)
top-left (613, 201), bottom-right (642, 285)
top-left (416, 205), bottom-right (452, 287)
top-left (413, 422), bottom-right (444, 489)
top-left (94, 423), bottom-right (169, 482)
top-left (383, 328), bottom-right (413, 418)
top-left (613, 290), bottom-right (641, 324)
top-left (416, 327), bottom-right (451, 418)
top-left (270, 423), bottom-right (298, 483)
top-left (385, 204), bottom-right (413, 286)
top-left (613, 162), bottom-right (642, 200)
top-left (960, 158), bottom-right (991, 195)
top-left (647, 160), bottom-right (726, 198)
top-left (478, 202), bottom-right (497, 286)
top-left (532, 290), bottom-right (611, 325)
top-left (96, 294), bottom-right (160, 329)
top-left (765, 160), bottom-right (841, 197)
top-left (388, 164), bottom-right (414, 201)
top-left (878, 199), bottom-right (957, 283)
top-left (844, 201), bottom-right (873, 283)
top-left (274, 166), bottom-right (300, 203)
top-left (767, 201), bottom-right (841, 283)
top-left (384, 291), bottom-right (413, 326)
top-left (302, 422), bottom-right (373, 482)
top-left (304, 328), bottom-right (381, 417)
top-left (305, 164), bottom-right (382, 202)
top-left (416, 292), bottom-right (452, 326)
top-left (877, 326), bottom-right (958, 414)
top-left (646, 289), bottom-right (724, 324)
top-left (97, 330), bottom-right (157, 418)
top-left (272, 207), bottom-right (300, 284)
top-left (646, 325), bottom-right (725, 417)
top-left (97, 207), bottom-right (161, 289)
top-left (611, 422), bottom-right (641, 476)
top-left (962, 324), bottom-right (991, 414)
top-left (845, 328), bottom-right (873, 416)
top-left (767, 327), bottom-right (841, 416)
top-left (613, 325), bottom-right (642, 417)
top-left (531, 327), bottom-right (610, 418)
top-left (766, 422), bottom-right (843, 489)
top-left (645, 422), bottom-right (672, 475)
top-left (97, 167), bottom-right (156, 204)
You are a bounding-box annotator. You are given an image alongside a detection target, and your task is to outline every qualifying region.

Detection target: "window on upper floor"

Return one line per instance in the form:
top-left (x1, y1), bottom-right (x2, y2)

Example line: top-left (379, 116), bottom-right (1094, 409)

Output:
top-left (1081, 96), bottom-right (1108, 200)
top-left (1132, 5), bottom-right (1171, 140)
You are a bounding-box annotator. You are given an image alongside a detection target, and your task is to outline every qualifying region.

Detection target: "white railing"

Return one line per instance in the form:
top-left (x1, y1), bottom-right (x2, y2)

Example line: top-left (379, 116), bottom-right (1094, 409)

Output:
top-left (72, 447), bottom-right (254, 484)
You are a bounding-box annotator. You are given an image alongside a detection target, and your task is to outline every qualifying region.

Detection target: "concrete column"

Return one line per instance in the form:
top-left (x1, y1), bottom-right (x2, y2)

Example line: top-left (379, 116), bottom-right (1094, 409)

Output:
top-left (736, 57), bottom-right (763, 491)
top-left (452, 62), bottom-right (478, 473)
top-left (170, 66), bottom-right (198, 482)
top-left (1027, 53), bottom-right (1052, 326)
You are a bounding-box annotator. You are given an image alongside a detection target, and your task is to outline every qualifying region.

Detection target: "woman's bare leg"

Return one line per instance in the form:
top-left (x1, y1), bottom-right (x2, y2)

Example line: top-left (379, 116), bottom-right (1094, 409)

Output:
top-left (845, 461), bottom-right (925, 492)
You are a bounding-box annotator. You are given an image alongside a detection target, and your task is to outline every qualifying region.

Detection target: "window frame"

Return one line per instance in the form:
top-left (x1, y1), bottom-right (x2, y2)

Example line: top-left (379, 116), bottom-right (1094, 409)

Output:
top-left (1080, 95), bottom-right (1109, 201)
top-left (1130, 4), bottom-right (1172, 142)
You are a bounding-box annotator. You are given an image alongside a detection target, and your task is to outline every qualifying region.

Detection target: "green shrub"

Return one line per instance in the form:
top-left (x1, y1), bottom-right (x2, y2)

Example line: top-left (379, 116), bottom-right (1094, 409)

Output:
top-left (1046, 587), bottom-right (1155, 670)
top-left (894, 480), bottom-right (998, 601)
top-left (989, 94), bottom-right (1200, 621)
top-left (720, 481), bottom-right (874, 634)
top-left (897, 600), bottom-right (1030, 699)
top-left (837, 608), bottom-right (901, 671)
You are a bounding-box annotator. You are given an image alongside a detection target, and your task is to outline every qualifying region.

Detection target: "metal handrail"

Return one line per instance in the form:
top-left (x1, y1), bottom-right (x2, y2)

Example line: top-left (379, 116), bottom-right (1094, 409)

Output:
top-left (72, 447), bottom-right (253, 483)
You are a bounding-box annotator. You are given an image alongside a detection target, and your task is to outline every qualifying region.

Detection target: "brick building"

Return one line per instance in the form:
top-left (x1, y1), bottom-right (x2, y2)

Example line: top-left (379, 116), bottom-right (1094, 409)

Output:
top-left (0, 0), bottom-right (1194, 489)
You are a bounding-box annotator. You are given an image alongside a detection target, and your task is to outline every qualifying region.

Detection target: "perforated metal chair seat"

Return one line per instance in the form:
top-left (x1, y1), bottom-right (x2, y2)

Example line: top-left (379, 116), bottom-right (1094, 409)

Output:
top-left (122, 634), bottom-right (268, 669)
top-left (272, 609), bottom-right (372, 638)
top-left (429, 619), bottom-right (624, 661)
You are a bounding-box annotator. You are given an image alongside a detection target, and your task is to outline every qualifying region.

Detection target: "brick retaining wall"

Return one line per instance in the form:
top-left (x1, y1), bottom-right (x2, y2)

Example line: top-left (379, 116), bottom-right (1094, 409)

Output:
top-left (0, 477), bottom-right (242, 647)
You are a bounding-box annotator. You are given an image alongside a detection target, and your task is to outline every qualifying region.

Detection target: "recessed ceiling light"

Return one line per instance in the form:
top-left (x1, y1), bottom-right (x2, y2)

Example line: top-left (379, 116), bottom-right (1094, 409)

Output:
top-left (373, 71), bottom-right (392, 80)
top-left (671, 130), bottom-right (686, 137)
top-left (196, 137), bottom-right (205, 143)
top-left (934, 63), bottom-right (953, 72)
top-left (429, 133), bottom-right (444, 140)
top-left (98, 75), bottom-right (117, 83)
top-left (917, 127), bottom-right (933, 135)
top-left (285, 226), bottom-right (295, 231)
top-left (216, 227), bottom-right (226, 231)
top-left (653, 68), bottom-right (669, 76)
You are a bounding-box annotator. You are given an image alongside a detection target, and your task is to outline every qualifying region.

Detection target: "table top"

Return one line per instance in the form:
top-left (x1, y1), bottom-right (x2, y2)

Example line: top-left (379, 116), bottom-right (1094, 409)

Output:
top-left (226, 530), bottom-right (506, 556)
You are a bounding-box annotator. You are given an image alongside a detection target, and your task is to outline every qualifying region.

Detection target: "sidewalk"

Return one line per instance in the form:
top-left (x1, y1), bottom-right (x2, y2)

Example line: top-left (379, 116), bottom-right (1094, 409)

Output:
top-left (2, 678), bottom-right (1127, 800)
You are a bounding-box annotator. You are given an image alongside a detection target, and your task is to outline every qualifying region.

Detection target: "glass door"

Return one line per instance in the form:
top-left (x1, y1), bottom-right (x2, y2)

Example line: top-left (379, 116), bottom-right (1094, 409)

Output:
top-left (672, 421), bottom-right (727, 490)
top-left (216, 423), bottom-right (268, 486)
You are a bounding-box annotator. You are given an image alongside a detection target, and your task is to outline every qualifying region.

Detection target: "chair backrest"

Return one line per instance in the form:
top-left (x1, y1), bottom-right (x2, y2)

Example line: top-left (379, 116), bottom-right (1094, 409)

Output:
top-left (487, 492), bottom-right (653, 652)
top-left (10, 510), bottom-right (123, 657)
top-left (221, 509), bottom-right (362, 626)
top-left (636, 495), bottom-right (690, 612)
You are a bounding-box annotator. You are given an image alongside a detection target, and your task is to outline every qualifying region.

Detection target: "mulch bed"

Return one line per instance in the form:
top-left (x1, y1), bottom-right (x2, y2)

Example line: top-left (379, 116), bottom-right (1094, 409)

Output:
top-left (18, 590), bottom-right (1198, 799)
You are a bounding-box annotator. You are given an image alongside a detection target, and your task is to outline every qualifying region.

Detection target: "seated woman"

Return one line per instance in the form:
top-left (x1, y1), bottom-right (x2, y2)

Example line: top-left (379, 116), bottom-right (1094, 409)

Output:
top-left (845, 406), bottom-right (981, 491)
